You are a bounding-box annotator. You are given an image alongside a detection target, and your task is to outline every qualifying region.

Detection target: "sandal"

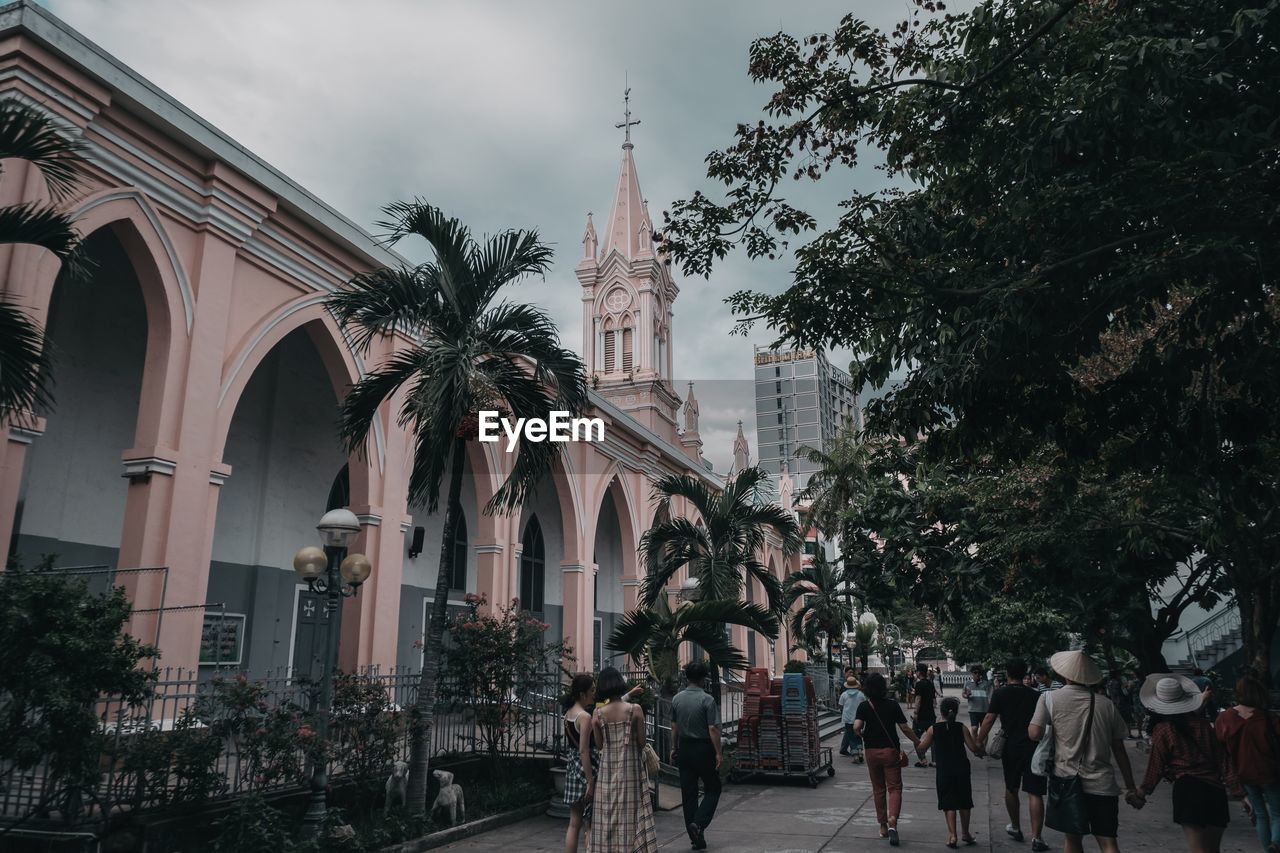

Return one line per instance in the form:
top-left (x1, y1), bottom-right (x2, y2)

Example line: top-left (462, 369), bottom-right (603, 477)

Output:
top-left (880, 825), bottom-right (890, 839)
top-left (963, 836), bottom-right (977, 846)
top-left (914, 761), bottom-right (930, 768)
top-left (947, 839), bottom-right (958, 849)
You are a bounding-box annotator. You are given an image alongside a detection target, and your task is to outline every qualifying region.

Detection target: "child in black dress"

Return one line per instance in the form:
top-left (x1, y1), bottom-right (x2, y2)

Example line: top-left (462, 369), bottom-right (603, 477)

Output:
top-left (917, 696), bottom-right (984, 848)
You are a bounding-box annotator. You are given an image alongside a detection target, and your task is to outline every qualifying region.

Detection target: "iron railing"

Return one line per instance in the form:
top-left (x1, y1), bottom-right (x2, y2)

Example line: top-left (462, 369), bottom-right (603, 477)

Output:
top-left (1183, 605), bottom-right (1242, 670)
top-left (0, 665), bottom-right (567, 829)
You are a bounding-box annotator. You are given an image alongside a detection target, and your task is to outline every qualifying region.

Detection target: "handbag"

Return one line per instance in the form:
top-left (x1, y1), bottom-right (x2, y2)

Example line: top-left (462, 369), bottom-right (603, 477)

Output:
top-left (869, 700), bottom-right (911, 767)
top-left (1046, 691), bottom-right (1096, 836)
top-left (988, 724), bottom-right (1007, 760)
top-left (642, 742), bottom-right (661, 778)
top-left (1031, 693), bottom-right (1056, 777)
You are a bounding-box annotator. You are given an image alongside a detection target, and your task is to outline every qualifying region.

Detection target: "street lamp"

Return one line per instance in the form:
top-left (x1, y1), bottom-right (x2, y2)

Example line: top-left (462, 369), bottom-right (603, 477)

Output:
top-left (678, 574), bottom-right (703, 603)
top-left (293, 507), bottom-right (371, 840)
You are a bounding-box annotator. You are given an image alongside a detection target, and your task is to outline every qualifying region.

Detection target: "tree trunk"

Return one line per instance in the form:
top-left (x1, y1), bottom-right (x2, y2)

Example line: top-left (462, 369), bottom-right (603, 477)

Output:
top-left (405, 437), bottom-right (467, 814)
top-left (1240, 588), bottom-right (1279, 687)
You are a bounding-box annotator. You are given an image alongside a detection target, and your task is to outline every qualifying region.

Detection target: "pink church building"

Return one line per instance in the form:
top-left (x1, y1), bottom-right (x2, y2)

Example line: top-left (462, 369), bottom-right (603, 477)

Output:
top-left (0, 1), bottom-right (800, 680)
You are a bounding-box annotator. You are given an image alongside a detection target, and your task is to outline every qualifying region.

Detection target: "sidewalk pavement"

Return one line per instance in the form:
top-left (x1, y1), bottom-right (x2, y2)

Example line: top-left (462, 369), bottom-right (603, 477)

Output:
top-left (437, 691), bottom-right (1261, 853)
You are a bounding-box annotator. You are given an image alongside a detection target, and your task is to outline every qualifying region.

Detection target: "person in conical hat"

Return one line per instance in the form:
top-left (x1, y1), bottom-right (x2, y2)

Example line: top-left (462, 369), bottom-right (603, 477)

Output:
top-left (1028, 651), bottom-right (1139, 853)
top-left (1134, 674), bottom-right (1244, 853)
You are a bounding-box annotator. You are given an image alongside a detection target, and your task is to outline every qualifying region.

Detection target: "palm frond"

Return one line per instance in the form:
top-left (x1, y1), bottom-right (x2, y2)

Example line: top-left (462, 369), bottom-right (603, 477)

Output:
top-left (378, 201), bottom-right (474, 316)
top-left (0, 100), bottom-right (84, 199)
top-left (679, 623), bottom-right (748, 672)
top-left (606, 607), bottom-right (664, 664)
top-left (0, 299), bottom-right (51, 419)
top-left (0, 203), bottom-right (80, 259)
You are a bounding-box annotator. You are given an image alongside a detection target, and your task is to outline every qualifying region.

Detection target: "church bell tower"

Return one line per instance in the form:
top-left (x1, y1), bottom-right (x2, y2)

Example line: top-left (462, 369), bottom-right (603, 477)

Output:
top-left (576, 87), bottom-right (682, 435)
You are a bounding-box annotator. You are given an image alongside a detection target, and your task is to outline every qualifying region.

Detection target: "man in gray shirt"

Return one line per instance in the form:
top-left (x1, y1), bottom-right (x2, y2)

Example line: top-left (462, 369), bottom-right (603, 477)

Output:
top-left (671, 661), bottom-right (721, 850)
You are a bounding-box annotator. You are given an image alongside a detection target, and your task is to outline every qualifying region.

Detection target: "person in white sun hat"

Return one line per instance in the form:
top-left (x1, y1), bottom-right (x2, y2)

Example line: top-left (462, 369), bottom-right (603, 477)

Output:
top-left (1029, 650), bottom-right (1139, 853)
top-left (1135, 674), bottom-right (1244, 853)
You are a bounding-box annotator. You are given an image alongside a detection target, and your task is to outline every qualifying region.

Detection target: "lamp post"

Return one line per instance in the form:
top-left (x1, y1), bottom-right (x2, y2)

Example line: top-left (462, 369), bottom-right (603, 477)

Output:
top-left (293, 508), bottom-right (372, 840)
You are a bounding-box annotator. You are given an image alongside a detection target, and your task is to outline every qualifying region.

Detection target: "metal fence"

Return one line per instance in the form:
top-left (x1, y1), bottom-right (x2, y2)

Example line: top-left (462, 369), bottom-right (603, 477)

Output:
top-left (0, 665), bottom-right (566, 829)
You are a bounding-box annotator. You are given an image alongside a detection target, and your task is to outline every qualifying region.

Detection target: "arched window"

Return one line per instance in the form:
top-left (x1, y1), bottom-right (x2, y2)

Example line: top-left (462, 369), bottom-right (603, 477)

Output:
top-left (449, 513), bottom-right (467, 591)
top-left (326, 463), bottom-right (350, 512)
top-left (621, 319), bottom-right (634, 373)
top-left (602, 318), bottom-right (615, 373)
top-left (520, 517), bottom-right (545, 613)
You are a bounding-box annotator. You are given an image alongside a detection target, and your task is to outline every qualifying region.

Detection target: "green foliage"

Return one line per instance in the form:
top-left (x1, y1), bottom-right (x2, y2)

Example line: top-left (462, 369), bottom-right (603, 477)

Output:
top-left (208, 794), bottom-right (298, 853)
top-left (608, 595), bottom-right (777, 695)
top-left (784, 552), bottom-right (854, 662)
top-left (664, 0), bottom-right (1280, 681)
top-left (639, 465), bottom-right (803, 615)
top-left (0, 555), bottom-right (156, 797)
top-left (938, 585), bottom-right (1071, 667)
top-left (438, 595), bottom-right (567, 767)
top-left (110, 709), bottom-right (225, 808)
top-left (783, 660), bottom-right (808, 674)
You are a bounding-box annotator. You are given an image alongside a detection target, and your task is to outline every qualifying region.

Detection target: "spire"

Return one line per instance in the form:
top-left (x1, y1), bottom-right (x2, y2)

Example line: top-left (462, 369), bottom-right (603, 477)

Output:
top-left (601, 88), bottom-right (649, 261)
top-left (682, 381), bottom-right (700, 436)
top-left (732, 420), bottom-right (750, 473)
top-left (582, 212), bottom-right (598, 259)
top-left (779, 459), bottom-right (795, 515)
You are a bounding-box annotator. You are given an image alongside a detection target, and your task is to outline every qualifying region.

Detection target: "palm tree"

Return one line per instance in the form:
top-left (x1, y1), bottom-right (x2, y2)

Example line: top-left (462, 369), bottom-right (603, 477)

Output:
top-left (326, 201), bottom-right (587, 814)
top-left (798, 425), bottom-right (865, 571)
top-left (783, 552), bottom-right (855, 682)
top-left (0, 100), bottom-right (86, 419)
top-left (608, 594), bottom-right (778, 698)
top-left (639, 465), bottom-right (803, 617)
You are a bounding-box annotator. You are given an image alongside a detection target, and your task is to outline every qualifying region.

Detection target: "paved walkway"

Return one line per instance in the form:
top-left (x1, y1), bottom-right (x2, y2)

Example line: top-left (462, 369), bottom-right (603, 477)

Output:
top-left (439, 693), bottom-right (1260, 853)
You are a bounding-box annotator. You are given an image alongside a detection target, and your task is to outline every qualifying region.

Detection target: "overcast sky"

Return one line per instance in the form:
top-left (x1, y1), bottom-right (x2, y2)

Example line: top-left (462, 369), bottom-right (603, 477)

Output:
top-left (41, 0), bottom-right (935, 471)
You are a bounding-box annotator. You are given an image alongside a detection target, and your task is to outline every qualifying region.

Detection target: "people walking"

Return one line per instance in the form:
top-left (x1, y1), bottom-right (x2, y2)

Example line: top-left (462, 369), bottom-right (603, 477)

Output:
top-left (563, 673), bottom-right (598, 853)
top-left (854, 672), bottom-right (923, 846)
top-left (1028, 650), bottom-right (1139, 853)
top-left (670, 661), bottom-right (722, 851)
top-left (918, 696), bottom-right (985, 848)
top-left (1133, 674), bottom-right (1243, 853)
top-left (590, 667), bottom-right (658, 853)
top-left (1216, 674), bottom-right (1280, 853)
top-left (915, 663), bottom-right (940, 767)
top-left (839, 675), bottom-right (867, 763)
top-left (980, 659), bottom-right (1049, 851)
top-left (963, 665), bottom-right (993, 736)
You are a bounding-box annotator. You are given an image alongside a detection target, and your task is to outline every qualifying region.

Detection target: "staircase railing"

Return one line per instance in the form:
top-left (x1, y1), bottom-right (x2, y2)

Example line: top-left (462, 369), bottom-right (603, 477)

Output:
top-left (1183, 604), bottom-right (1241, 670)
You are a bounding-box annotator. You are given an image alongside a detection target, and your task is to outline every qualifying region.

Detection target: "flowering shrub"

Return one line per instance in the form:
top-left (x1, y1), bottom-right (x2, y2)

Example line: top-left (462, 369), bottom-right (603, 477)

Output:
top-left (438, 596), bottom-right (568, 770)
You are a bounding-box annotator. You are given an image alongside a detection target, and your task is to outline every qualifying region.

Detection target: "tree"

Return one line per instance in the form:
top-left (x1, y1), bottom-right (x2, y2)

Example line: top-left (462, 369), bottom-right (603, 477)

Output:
top-left (783, 552), bottom-right (853, 679)
top-left (939, 584), bottom-right (1070, 669)
top-left (438, 595), bottom-right (567, 775)
top-left (608, 594), bottom-right (779, 698)
top-left (326, 202), bottom-right (587, 813)
top-left (662, 1), bottom-right (1280, 681)
top-left (0, 99), bottom-right (86, 419)
top-left (639, 465), bottom-right (803, 617)
top-left (0, 557), bottom-right (156, 829)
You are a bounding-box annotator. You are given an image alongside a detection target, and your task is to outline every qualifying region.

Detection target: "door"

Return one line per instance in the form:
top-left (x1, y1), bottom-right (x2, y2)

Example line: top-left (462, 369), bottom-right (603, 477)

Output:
top-left (292, 588), bottom-right (331, 682)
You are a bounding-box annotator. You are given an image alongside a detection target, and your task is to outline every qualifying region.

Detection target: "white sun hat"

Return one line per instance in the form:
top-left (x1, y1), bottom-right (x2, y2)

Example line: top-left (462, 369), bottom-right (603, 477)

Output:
top-left (1138, 674), bottom-right (1205, 715)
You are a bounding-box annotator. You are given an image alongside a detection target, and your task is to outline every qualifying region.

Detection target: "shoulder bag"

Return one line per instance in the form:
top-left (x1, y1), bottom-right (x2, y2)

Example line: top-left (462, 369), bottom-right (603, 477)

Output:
top-left (870, 700), bottom-right (910, 767)
top-left (988, 722), bottom-right (1007, 760)
top-left (1045, 691), bottom-right (1096, 836)
top-left (1031, 692), bottom-right (1056, 777)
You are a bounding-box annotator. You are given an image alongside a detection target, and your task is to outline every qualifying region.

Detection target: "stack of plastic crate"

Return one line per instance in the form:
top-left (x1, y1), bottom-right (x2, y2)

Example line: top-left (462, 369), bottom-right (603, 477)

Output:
top-left (736, 667), bottom-right (772, 773)
top-left (780, 673), bottom-right (820, 772)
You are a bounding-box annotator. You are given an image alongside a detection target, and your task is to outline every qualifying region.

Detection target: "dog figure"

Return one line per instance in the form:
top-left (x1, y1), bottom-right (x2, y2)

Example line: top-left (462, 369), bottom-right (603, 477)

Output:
top-left (431, 769), bottom-right (466, 826)
top-left (384, 760), bottom-right (408, 815)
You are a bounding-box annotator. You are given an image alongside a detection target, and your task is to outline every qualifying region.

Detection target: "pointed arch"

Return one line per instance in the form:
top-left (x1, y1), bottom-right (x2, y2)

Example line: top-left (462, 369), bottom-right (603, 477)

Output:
top-left (519, 515), bottom-right (546, 613)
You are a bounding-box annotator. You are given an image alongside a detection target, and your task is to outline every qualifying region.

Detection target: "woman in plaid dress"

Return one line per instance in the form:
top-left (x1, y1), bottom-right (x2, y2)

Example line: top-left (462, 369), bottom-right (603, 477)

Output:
top-left (591, 668), bottom-right (657, 852)
top-left (564, 673), bottom-right (598, 853)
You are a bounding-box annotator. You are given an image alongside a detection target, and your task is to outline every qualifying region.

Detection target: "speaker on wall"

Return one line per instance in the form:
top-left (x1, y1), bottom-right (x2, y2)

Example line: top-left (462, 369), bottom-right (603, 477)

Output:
top-left (408, 526), bottom-right (425, 558)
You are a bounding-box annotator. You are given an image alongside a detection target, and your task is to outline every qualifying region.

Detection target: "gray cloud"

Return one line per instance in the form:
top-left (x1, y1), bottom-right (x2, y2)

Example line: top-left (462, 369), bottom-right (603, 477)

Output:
top-left (43, 0), bottom-right (949, 470)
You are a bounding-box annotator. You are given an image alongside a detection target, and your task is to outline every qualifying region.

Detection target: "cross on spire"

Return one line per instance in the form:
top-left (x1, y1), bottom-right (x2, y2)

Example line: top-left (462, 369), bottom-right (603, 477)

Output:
top-left (616, 82), bottom-right (640, 148)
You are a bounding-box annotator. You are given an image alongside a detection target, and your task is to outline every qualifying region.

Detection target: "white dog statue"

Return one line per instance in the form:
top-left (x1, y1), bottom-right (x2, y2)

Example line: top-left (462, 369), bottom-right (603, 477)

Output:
top-left (431, 769), bottom-right (466, 826)
top-left (384, 760), bottom-right (408, 814)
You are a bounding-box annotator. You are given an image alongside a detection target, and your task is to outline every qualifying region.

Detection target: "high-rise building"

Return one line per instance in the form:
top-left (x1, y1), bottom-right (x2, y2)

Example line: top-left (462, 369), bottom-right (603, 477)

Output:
top-left (752, 346), bottom-right (860, 494)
